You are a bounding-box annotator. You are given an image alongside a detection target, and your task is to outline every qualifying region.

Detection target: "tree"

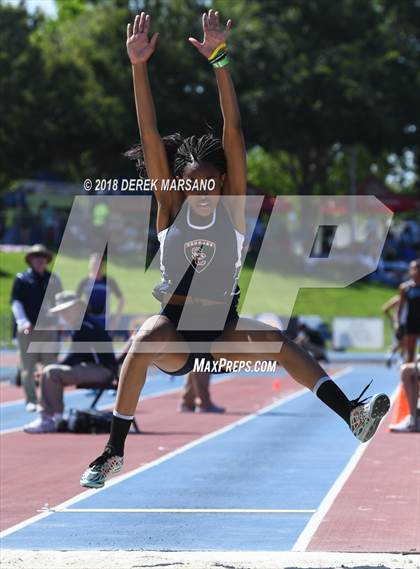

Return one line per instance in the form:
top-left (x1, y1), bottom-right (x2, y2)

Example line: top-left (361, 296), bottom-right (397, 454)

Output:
top-left (0, 3), bottom-right (46, 185)
top-left (231, 0), bottom-right (420, 194)
top-left (0, 0), bottom-right (418, 193)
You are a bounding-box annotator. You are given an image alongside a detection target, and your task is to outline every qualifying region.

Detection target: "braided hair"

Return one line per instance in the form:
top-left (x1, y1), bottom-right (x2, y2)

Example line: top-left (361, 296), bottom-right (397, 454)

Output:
top-left (174, 134), bottom-right (227, 177)
top-left (124, 133), bottom-right (184, 177)
top-left (125, 132), bottom-right (227, 178)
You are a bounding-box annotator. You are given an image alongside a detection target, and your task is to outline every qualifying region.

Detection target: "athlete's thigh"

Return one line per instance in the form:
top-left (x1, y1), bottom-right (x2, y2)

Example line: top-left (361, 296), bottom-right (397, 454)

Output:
top-left (211, 317), bottom-right (285, 363)
top-left (132, 314), bottom-right (190, 372)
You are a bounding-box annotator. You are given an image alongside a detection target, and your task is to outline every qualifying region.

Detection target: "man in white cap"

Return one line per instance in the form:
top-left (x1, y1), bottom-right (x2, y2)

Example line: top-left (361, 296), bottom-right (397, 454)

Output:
top-left (11, 244), bottom-right (62, 411)
top-left (24, 291), bottom-right (117, 433)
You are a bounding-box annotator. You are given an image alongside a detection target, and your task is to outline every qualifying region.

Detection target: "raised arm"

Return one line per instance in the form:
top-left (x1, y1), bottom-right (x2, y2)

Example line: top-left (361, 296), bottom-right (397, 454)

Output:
top-left (189, 10), bottom-right (246, 232)
top-left (127, 13), bottom-right (180, 229)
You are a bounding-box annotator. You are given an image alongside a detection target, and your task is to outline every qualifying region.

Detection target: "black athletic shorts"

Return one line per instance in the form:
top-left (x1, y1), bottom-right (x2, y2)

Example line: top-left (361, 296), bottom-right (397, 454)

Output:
top-left (406, 316), bottom-right (420, 335)
top-left (156, 301), bottom-right (239, 376)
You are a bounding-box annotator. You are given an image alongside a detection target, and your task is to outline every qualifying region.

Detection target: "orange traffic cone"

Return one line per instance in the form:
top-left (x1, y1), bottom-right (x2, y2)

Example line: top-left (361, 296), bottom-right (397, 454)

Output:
top-left (388, 383), bottom-right (411, 431)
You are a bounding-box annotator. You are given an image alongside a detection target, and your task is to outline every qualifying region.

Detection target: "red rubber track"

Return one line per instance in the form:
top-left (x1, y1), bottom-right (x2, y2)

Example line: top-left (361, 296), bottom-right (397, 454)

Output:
top-left (308, 412), bottom-right (420, 553)
top-left (0, 383), bottom-right (24, 404)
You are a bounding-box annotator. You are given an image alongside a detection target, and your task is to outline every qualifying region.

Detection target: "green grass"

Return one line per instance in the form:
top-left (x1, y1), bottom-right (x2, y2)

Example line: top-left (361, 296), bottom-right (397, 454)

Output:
top-left (0, 251), bottom-right (395, 348)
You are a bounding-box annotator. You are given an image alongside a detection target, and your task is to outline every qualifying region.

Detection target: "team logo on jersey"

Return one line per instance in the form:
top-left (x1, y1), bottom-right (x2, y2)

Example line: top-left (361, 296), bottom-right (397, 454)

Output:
top-left (184, 239), bottom-right (216, 273)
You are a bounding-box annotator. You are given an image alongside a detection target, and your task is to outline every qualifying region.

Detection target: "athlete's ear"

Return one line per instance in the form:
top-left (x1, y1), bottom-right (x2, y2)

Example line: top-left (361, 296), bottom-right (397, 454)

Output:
top-left (220, 173), bottom-right (226, 184)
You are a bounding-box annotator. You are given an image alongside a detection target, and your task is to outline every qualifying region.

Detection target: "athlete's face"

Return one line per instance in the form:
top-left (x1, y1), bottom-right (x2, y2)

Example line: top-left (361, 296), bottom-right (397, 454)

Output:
top-left (182, 161), bottom-right (225, 217)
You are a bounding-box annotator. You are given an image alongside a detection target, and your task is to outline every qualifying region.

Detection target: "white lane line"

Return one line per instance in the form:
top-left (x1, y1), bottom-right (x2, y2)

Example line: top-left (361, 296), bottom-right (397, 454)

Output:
top-left (0, 366), bottom-right (352, 539)
top-left (0, 369), bottom-right (282, 409)
top-left (292, 383), bottom-right (399, 552)
top-left (0, 373), bottom-right (168, 409)
top-left (40, 507), bottom-right (316, 514)
top-left (0, 369), bottom-right (287, 435)
top-left (0, 385), bottom-right (182, 436)
top-left (0, 374), bottom-right (234, 435)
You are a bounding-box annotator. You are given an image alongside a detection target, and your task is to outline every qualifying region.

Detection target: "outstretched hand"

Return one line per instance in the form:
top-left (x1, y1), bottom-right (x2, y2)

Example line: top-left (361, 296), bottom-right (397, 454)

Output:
top-left (189, 9), bottom-right (232, 59)
top-left (127, 12), bottom-right (159, 65)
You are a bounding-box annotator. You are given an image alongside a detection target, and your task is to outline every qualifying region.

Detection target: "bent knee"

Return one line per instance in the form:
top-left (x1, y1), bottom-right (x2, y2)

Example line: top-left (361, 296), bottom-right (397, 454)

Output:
top-left (129, 328), bottom-right (166, 361)
top-left (263, 329), bottom-right (287, 343)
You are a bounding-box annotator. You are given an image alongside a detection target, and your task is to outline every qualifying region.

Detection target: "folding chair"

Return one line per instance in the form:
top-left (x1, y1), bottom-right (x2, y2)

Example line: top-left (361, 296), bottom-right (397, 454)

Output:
top-left (78, 375), bottom-right (141, 433)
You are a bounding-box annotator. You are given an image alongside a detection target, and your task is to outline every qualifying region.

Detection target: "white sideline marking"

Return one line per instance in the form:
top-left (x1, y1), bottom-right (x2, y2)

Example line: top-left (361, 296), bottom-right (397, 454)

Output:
top-left (0, 366), bottom-right (352, 539)
top-left (0, 370), bottom-right (258, 435)
top-left (42, 507), bottom-right (316, 514)
top-left (0, 369), bottom-right (281, 411)
top-left (0, 371), bottom-right (168, 409)
top-left (292, 383), bottom-right (399, 552)
top-left (0, 385), bottom-right (182, 436)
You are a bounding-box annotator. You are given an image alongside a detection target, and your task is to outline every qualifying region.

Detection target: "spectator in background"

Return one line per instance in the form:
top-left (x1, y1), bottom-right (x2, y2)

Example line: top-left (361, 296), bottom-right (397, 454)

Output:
top-left (17, 204), bottom-right (33, 244)
top-left (24, 291), bottom-right (117, 433)
top-left (77, 253), bottom-right (124, 331)
top-left (179, 371), bottom-right (225, 413)
top-left (399, 241), bottom-right (417, 263)
top-left (38, 200), bottom-right (59, 248)
top-left (382, 229), bottom-right (399, 261)
top-left (295, 323), bottom-right (329, 364)
top-left (1, 206), bottom-right (17, 244)
top-left (398, 259), bottom-right (420, 362)
top-left (91, 199), bottom-right (110, 250)
top-left (389, 359), bottom-right (419, 432)
top-left (11, 245), bottom-right (62, 411)
top-left (382, 294), bottom-right (406, 367)
top-left (116, 331), bottom-right (226, 415)
top-left (400, 225), bottom-right (416, 247)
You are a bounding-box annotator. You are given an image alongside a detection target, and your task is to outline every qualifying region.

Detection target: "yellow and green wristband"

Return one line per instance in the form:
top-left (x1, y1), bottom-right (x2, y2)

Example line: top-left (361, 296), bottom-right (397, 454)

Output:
top-left (208, 42), bottom-right (229, 68)
top-left (212, 55), bottom-right (229, 68)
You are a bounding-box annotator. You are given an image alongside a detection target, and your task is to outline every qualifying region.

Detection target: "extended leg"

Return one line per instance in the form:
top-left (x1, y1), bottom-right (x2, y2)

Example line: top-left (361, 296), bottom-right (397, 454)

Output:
top-left (212, 318), bottom-right (390, 440)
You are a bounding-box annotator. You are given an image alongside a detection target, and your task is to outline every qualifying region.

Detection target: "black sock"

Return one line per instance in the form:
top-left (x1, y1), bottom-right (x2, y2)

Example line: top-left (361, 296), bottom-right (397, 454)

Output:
top-left (315, 379), bottom-right (351, 426)
top-left (106, 415), bottom-right (132, 456)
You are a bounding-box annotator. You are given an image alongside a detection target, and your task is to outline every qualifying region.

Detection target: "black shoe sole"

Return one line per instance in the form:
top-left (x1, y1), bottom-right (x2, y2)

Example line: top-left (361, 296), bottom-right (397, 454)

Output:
top-left (363, 394), bottom-right (391, 442)
top-left (371, 393), bottom-right (391, 419)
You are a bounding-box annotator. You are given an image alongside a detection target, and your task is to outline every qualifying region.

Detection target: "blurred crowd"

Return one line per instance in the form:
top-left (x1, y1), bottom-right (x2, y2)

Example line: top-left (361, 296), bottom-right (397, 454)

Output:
top-left (0, 191), bottom-right (64, 249)
top-left (2, 188), bottom-right (419, 285)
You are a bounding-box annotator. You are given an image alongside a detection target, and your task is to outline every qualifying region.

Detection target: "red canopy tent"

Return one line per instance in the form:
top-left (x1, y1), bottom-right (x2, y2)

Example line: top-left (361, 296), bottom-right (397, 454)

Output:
top-left (357, 175), bottom-right (420, 213)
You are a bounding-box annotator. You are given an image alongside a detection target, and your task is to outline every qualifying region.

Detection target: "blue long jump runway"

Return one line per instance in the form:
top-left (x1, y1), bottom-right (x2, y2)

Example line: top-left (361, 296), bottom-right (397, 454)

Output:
top-left (1, 365), bottom-right (398, 551)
